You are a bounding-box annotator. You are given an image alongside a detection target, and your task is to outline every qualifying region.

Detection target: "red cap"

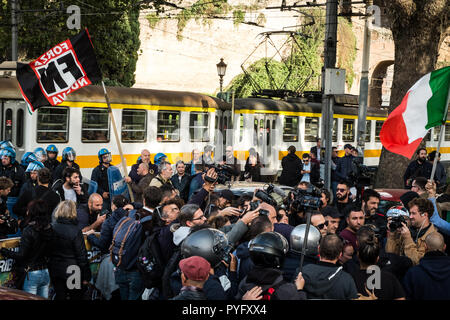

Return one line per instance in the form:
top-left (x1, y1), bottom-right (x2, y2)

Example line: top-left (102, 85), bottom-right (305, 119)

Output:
top-left (179, 256), bottom-right (211, 281)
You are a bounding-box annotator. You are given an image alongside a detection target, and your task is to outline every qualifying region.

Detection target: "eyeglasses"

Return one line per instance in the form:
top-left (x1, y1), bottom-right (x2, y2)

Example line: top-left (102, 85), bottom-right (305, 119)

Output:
top-left (337, 188), bottom-right (347, 192)
top-left (192, 213), bottom-right (206, 221)
top-left (411, 185), bottom-right (419, 189)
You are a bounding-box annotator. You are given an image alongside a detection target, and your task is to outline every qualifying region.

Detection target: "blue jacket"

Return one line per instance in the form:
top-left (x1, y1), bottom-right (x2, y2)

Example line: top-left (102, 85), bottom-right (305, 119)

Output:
top-left (87, 207), bottom-right (128, 253)
top-left (429, 197), bottom-right (450, 236)
top-left (188, 172), bottom-right (204, 200)
top-left (403, 251), bottom-right (450, 300)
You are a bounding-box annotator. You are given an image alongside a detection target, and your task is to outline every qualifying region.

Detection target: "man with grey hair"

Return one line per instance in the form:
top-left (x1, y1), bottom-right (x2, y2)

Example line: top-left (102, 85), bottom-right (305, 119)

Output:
top-left (171, 160), bottom-right (191, 202)
top-left (150, 161), bottom-right (174, 188)
top-left (125, 162), bottom-right (154, 202)
top-left (77, 193), bottom-right (106, 232)
top-left (402, 232), bottom-right (450, 300)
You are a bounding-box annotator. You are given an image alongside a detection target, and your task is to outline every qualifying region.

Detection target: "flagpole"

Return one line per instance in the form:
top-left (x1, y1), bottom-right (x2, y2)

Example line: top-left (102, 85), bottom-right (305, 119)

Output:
top-left (102, 81), bottom-right (135, 202)
top-left (430, 85), bottom-right (450, 183)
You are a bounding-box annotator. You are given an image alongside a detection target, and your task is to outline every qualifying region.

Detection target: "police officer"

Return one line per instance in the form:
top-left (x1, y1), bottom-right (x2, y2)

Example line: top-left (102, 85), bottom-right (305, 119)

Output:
top-left (53, 147), bottom-right (81, 182)
top-left (44, 145), bottom-right (61, 176)
top-left (33, 147), bottom-right (47, 163)
top-left (0, 147), bottom-right (25, 197)
top-left (91, 148), bottom-right (113, 211)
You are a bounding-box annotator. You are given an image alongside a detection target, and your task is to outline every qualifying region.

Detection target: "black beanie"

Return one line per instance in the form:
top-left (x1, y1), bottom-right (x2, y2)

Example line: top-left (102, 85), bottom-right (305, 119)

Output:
top-left (400, 191), bottom-right (419, 208)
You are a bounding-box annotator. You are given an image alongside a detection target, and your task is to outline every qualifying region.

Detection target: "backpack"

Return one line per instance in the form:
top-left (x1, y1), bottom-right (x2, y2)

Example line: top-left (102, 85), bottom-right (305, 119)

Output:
top-left (161, 248), bottom-right (182, 299)
top-left (136, 228), bottom-right (165, 289)
top-left (109, 213), bottom-right (152, 270)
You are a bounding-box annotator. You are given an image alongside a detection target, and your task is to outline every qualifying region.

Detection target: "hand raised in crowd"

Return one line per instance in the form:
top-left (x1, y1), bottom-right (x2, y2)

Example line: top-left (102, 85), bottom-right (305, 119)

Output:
top-left (221, 253), bottom-right (237, 272)
top-left (240, 205), bottom-right (260, 225)
top-left (242, 286), bottom-right (263, 300)
top-left (102, 192), bottom-right (109, 199)
top-left (295, 272), bottom-right (305, 291)
top-left (202, 168), bottom-right (218, 193)
top-left (426, 179), bottom-right (437, 198)
top-left (399, 221), bottom-right (410, 237)
top-left (123, 204), bottom-right (134, 211)
top-left (84, 229), bottom-right (95, 236)
top-left (124, 176), bottom-right (132, 184)
top-left (218, 206), bottom-right (241, 217)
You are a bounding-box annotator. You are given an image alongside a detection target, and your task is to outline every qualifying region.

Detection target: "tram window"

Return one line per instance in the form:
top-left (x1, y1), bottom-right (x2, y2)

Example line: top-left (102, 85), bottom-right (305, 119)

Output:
top-left (305, 117), bottom-right (319, 142)
top-left (157, 111), bottom-right (180, 142)
top-left (332, 118), bottom-right (337, 142)
top-left (445, 123), bottom-right (450, 141)
top-left (122, 109), bottom-right (147, 142)
top-left (433, 126), bottom-right (442, 141)
top-left (424, 130), bottom-right (431, 141)
top-left (253, 118), bottom-right (258, 145)
top-left (82, 108), bottom-right (109, 142)
top-left (37, 107), bottom-right (69, 142)
top-left (239, 114), bottom-right (244, 142)
top-left (365, 120), bottom-right (371, 142)
top-left (375, 120), bottom-right (383, 142)
top-left (342, 119), bottom-right (355, 142)
top-left (4, 109), bottom-right (12, 141)
top-left (189, 112), bottom-right (209, 142)
top-left (283, 116), bottom-right (298, 142)
top-left (16, 109), bottom-right (24, 147)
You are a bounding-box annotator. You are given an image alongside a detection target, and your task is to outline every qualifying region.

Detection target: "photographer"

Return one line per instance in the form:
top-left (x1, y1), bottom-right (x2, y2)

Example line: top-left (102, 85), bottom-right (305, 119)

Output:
top-left (0, 177), bottom-right (18, 239)
top-left (77, 193), bottom-right (106, 233)
top-left (85, 195), bottom-right (133, 253)
top-left (386, 197), bottom-right (438, 265)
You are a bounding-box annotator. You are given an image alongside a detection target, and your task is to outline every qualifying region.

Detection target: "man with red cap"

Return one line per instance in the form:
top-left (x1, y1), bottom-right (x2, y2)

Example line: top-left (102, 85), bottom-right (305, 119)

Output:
top-left (171, 256), bottom-right (211, 300)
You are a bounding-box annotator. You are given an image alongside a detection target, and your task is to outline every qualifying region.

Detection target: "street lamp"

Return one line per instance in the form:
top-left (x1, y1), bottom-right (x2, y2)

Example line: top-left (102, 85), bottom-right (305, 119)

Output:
top-left (216, 58), bottom-right (227, 94)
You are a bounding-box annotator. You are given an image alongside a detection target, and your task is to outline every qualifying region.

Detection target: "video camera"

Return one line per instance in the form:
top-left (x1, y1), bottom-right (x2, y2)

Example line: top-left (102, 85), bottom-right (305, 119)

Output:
top-left (348, 157), bottom-right (376, 188)
top-left (204, 163), bottom-right (235, 185)
top-left (237, 184), bottom-right (287, 218)
top-left (288, 183), bottom-right (322, 212)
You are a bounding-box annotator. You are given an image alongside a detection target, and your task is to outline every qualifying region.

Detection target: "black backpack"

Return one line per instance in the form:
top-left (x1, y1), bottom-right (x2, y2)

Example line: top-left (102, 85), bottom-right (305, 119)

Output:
top-left (136, 228), bottom-right (165, 289)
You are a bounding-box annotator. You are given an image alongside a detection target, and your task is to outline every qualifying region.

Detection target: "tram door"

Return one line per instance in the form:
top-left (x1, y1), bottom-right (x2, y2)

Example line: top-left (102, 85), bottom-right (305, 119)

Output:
top-left (253, 114), bottom-right (277, 169)
top-left (1, 100), bottom-right (26, 160)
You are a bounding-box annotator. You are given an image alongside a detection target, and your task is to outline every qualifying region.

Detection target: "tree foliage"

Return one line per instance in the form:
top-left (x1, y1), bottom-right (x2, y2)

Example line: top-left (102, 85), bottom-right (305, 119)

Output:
top-left (0, 0), bottom-right (141, 87)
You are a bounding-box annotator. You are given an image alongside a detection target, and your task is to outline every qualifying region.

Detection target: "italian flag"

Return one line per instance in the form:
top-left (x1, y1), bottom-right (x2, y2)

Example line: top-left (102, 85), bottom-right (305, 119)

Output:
top-left (380, 66), bottom-right (450, 159)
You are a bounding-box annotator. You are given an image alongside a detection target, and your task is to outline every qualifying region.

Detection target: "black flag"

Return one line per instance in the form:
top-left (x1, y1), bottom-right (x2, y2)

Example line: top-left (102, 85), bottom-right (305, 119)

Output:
top-left (17, 29), bottom-right (102, 111)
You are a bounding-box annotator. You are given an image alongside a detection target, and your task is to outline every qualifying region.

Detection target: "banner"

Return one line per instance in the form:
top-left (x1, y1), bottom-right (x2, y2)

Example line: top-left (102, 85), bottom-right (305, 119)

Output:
top-left (0, 234), bottom-right (102, 286)
top-left (16, 28), bottom-right (102, 111)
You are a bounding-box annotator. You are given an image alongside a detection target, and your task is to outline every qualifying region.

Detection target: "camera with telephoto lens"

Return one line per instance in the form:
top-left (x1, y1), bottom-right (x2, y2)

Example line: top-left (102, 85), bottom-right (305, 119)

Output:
top-left (288, 184), bottom-right (322, 212)
top-left (386, 206), bottom-right (409, 232)
top-left (348, 157), bottom-right (376, 188)
top-left (204, 164), bottom-right (234, 185)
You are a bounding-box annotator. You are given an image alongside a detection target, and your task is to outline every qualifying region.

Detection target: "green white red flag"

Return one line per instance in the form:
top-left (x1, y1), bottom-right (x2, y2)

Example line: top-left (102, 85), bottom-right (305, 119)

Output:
top-left (380, 66), bottom-right (450, 159)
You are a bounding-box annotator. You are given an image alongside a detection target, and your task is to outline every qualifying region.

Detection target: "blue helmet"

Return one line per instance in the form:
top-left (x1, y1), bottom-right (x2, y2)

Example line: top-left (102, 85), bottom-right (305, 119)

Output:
top-left (25, 161), bottom-right (45, 173)
top-left (21, 152), bottom-right (38, 166)
top-left (0, 140), bottom-right (14, 150)
top-left (98, 148), bottom-right (112, 163)
top-left (154, 153), bottom-right (167, 165)
top-left (0, 146), bottom-right (16, 163)
top-left (46, 144), bottom-right (58, 155)
top-left (62, 147), bottom-right (76, 161)
top-left (33, 147), bottom-right (47, 162)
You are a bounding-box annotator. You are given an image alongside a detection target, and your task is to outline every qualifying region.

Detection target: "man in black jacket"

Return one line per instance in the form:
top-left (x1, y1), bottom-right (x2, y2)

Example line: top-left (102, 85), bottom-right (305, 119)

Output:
top-left (335, 144), bottom-right (355, 183)
top-left (403, 148), bottom-right (432, 188)
top-left (77, 193), bottom-right (106, 233)
top-left (278, 145), bottom-right (302, 187)
top-left (52, 167), bottom-right (88, 206)
top-left (301, 234), bottom-right (358, 299)
top-left (171, 161), bottom-right (191, 202)
top-left (13, 168), bottom-right (60, 224)
top-left (0, 177), bottom-right (18, 238)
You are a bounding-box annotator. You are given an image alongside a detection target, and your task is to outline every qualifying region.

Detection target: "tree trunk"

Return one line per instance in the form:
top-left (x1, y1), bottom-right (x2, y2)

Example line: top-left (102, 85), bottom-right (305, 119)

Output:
top-left (374, 0), bottom-right (449, 188)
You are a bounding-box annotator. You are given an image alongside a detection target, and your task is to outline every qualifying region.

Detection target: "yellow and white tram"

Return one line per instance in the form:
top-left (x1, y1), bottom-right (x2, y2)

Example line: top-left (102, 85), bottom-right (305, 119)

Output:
top-left (1, 76), bottom-right (447, 180)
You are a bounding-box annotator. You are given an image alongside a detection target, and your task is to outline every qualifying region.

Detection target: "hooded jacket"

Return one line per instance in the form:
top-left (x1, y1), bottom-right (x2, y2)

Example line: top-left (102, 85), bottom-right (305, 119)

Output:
top-left (302, 261), bottom-right (358, 300)
top-left (402, 251), bottom-right (450, 300)
top-left (236, 266), bottom-right (306, 300)
top-left (278, 153), bottom-right (302, 187)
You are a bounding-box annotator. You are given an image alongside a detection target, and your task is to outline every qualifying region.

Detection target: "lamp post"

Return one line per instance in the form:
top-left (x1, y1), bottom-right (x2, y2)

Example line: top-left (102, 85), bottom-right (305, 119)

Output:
top-left (216, 58), bottom-right (227, 95)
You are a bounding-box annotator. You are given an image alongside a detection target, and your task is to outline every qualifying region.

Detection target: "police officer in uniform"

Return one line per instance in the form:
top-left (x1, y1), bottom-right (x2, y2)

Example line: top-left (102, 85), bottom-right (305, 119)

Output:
top-left (44, 145), bottom-right (61, 177)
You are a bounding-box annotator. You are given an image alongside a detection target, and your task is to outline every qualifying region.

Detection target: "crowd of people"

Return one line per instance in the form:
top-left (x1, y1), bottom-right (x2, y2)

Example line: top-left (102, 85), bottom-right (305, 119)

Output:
top-left (0, 139), bottom-right (449, 301)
